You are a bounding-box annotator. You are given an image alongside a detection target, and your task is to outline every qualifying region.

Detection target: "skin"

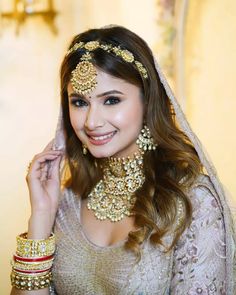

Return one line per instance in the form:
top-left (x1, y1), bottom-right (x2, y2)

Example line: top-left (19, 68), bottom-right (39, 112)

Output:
top-left (68, 68), bottom-right (144, 158)
top-left (11, 69), bottom-right (144, 294)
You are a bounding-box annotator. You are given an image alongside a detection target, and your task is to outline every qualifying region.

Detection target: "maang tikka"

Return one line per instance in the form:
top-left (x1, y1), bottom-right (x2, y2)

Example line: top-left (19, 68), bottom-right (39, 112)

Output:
top-left (71, 52), bottom-right (97, 96)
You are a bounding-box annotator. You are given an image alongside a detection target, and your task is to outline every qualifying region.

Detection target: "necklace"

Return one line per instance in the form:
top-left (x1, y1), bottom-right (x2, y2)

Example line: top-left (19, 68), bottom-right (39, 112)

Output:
top-left (87, 153), bottom-right (145, 222)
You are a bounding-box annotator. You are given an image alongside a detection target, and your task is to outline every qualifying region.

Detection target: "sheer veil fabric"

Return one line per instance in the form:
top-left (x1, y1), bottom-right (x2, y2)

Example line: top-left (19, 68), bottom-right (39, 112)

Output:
top-left (52, 26), bottom-right (236, 293)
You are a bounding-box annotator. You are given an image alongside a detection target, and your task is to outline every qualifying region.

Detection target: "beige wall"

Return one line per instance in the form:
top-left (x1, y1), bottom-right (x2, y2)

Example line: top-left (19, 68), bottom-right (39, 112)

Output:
top-left (185, 0), bottom-right (236, 204)
top-left (0, 0), bottom-right (235, 293)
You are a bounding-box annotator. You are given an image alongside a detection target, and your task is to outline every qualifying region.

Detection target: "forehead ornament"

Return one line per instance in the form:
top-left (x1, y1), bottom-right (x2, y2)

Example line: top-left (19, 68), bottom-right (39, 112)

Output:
top-left (70, 52), bottom-right (97, 95)
top-left (67, 40), bottom-right (148, 95)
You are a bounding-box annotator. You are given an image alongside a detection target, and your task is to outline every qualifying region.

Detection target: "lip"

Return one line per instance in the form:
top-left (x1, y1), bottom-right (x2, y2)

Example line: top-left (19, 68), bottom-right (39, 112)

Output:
top-left (87, 131), bottom-right (117, 146)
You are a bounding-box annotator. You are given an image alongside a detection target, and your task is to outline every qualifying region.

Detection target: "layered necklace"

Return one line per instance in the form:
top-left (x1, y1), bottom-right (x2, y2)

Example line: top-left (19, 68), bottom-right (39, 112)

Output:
top-left (87, 152), bottom-right (145, 222)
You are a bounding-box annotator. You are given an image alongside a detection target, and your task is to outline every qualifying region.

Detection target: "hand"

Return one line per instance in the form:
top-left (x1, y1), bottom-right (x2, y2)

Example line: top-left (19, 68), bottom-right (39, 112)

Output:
top-left (26, 140), bottom-right (63, 231)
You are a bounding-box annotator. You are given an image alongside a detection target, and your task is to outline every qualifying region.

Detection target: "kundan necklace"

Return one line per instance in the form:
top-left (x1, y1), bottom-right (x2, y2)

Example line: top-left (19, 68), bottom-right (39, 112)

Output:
top-left (87, 152), bottom-right (145, 222)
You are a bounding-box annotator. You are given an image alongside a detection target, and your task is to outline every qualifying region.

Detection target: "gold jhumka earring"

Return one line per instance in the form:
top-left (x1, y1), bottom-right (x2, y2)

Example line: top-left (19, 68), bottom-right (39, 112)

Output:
top-left (136, 125), bottom-right (158, 152)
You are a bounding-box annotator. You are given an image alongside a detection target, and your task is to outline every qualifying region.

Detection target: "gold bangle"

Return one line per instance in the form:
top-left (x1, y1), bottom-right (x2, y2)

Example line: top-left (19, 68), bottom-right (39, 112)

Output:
top-left (13, 269), bottom-right (51, 277)
top-left (10, 270), bottom-right (52, 290)
top-left (16, 232), bottom-right (55, 258)
top-left (11, 259), bottom-right (54, 271)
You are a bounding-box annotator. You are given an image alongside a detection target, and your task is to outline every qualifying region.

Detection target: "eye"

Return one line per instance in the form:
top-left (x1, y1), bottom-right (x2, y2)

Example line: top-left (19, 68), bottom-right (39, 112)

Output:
top-left (104, 96), bottom-right (121, 105)
top-left (70, 98), bottom-right (88, 107)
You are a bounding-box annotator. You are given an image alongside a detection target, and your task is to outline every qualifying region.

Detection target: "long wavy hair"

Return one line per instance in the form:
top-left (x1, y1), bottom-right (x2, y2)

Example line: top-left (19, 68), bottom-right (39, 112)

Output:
top-left (60, 26), bottom-right (202, 257)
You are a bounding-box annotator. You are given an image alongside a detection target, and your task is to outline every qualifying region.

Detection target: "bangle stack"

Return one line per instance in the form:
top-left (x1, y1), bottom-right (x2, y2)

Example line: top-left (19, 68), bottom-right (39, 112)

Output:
top-left (10, 233), bottom-right (55, 291)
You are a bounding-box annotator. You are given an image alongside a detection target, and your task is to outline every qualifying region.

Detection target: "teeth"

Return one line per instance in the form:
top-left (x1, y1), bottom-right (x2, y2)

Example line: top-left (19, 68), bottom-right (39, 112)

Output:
top-left (91, 132), bottom-right (115, 141)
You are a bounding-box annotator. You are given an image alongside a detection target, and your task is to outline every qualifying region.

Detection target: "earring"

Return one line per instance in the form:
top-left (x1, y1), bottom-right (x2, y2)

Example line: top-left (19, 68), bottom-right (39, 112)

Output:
top-left (82, 144), bottom-right (88, 155)
top-left (136, 125), bottom-right (158, 152)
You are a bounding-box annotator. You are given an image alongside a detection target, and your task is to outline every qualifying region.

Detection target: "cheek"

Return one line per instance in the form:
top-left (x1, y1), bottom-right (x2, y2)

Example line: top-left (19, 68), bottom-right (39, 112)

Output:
top-left (112, 102), bottom-right (144, 128)
top-left (69, 109), bottom-right (85, 132)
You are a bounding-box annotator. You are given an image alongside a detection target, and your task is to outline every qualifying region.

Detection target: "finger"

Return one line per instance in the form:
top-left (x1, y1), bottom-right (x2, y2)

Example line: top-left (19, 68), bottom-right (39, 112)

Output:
top-left (48, 155), bottom-right (63, 181)
top-left (42, 139), bottom-right (55, 153)
top-left (39, 161), bottom-right (50, 182)
top-left (34, 150), bottom-right (62, 161)
top-left (27, 154), bottom-right (61, 180)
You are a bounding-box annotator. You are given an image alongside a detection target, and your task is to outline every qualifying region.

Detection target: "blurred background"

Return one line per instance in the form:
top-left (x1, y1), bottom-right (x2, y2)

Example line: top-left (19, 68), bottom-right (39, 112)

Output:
top-left (0, 0), bottom-right (235, 293)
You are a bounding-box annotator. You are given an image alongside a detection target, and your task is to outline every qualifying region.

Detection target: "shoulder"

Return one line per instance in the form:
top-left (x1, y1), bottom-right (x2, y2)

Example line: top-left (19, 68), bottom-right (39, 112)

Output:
top-left (171, 174), bottom-right (228, 294)
top-left (187, 174), bottom-right (224, 221)
top-left (189, 173), bottom-right (219, 200)
top-left (175, 174), bottom-right (226, 251)
top-left (173, 174), bottom-right (226, 259)
top-left (173, 174), bottom-right (226, 251)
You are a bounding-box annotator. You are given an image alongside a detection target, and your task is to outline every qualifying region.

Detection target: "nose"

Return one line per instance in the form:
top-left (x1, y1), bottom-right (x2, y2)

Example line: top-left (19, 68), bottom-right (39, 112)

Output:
top-left (85, 105), bottom-right (105, 130)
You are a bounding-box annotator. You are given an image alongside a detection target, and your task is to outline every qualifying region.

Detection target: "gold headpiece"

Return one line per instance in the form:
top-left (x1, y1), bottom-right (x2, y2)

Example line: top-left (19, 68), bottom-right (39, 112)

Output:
top-left (67, 41), bottom-right (148, 95)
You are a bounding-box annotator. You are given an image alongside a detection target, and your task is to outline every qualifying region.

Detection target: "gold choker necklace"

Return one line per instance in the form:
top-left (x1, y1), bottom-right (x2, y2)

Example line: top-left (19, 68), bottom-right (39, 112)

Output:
top-left (87, 153), bottom-right (145, 222)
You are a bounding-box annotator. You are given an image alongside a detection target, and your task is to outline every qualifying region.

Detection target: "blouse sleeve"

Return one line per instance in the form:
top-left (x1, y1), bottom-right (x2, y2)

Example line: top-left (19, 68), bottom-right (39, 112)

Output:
top-left (170, 183), bottom-right (227, 294)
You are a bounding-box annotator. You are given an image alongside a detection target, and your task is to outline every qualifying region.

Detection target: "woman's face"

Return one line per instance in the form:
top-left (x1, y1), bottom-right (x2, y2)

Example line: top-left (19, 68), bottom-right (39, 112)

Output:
top-left (67, 68), bottom-right (144, 158)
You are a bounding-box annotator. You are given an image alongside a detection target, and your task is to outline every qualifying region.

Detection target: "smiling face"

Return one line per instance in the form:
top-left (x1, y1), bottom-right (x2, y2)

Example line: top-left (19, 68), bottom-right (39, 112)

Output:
top-left (67, 68), bottom-right (144, 158)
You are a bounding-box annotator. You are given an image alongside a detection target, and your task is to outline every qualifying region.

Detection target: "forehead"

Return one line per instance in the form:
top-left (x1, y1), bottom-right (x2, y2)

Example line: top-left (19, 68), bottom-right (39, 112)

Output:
top-left (67, 68), bottom-right (141, 97)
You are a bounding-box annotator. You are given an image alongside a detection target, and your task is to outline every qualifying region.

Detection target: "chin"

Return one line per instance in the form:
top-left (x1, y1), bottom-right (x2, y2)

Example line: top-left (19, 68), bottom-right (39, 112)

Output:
top-left (88, 148), bottom-right (117, 159)
top-left (88, 146), bottom-right (138, 159)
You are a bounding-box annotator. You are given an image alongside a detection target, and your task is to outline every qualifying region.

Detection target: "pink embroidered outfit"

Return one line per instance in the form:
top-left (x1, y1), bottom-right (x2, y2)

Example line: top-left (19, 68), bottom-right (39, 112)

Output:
top-left (50, 175), bottom-right (229, 294)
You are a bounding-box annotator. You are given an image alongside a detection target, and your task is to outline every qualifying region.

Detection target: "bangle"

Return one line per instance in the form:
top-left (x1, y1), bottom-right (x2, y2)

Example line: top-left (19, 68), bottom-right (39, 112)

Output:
top-left (13, 267), bottom-right (52, 275)
top-left (14, 254), bottom-right (54, 263)
top-left (16, 232), bottom-right (55, 258)
top-left (11, 232), bottom-right (55, 290)
top-left (13, 269), bottom-right (51, 277)
top-left (10, 270), bottom-right (52, 290)
top-left (11, 259), bottom-right (53, 271)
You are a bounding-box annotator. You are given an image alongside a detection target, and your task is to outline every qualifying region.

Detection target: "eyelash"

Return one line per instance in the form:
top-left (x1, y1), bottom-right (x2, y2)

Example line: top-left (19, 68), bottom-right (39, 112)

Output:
top-left (70, 96), bottom-right (121, 107)
top-left (70, 98), bottom-right (87, 107)
top-left (104, 96), bottom-right (121, 105)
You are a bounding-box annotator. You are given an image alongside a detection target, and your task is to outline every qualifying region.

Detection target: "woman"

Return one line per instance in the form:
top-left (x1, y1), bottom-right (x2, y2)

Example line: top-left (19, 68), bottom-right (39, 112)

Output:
top-left (10, 25), bottom-right (235, 294)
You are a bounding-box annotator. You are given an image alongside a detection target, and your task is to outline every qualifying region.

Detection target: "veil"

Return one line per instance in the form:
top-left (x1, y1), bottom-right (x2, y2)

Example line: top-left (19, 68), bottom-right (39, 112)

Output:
top-left (52, 25), bottom-right (236, 293)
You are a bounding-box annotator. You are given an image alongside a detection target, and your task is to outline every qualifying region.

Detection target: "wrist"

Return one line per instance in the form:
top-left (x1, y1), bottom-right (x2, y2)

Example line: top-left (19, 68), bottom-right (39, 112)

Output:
top-left (28, 213), bottom-right (55, 239)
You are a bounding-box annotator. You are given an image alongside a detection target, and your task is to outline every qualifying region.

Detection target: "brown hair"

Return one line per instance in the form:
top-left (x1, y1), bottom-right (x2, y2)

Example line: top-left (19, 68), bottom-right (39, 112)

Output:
top-left (60, 26), bottom-right (202, 257)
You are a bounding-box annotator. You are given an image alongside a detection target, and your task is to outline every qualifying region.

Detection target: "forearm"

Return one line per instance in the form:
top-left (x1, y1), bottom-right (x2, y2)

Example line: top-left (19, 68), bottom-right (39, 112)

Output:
top-left (28, 212), bottom-right (56, 239)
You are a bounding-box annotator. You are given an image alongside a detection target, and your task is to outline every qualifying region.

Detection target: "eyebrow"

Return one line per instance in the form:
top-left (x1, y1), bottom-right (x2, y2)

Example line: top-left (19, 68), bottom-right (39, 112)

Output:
top-left (68, 90), bottom-right (124, 98)
top-left (97, 90), bottom-right (124, 97)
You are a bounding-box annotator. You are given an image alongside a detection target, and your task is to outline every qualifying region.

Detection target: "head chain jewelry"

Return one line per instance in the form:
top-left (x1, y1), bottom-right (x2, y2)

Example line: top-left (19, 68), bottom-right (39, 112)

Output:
top-left (67, 41), bottom-right (148, 95)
